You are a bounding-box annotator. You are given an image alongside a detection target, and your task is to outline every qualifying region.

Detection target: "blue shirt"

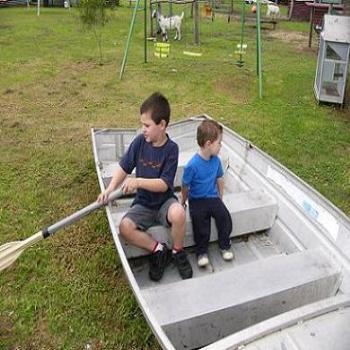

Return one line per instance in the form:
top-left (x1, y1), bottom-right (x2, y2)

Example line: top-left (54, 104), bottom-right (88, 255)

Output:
top-left (119, 134), bottom-right (178, 209)
top-left (182, 153), bottom-right (223, 199)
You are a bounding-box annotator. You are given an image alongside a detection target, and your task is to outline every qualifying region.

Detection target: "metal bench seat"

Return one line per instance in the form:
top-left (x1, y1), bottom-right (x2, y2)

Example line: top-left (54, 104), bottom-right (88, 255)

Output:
top-left (142, 248), bottom-right (340, 349)
top-left (113, 189), bottom-right (278, 258)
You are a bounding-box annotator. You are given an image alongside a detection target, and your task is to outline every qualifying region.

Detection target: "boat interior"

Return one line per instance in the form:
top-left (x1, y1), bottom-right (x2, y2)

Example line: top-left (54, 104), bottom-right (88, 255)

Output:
top-left (92, 117), bottom-right (350, 349)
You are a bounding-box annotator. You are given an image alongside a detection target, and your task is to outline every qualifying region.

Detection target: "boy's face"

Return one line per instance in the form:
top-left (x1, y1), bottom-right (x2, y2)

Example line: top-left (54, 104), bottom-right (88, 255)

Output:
top-left (140, 111), bottom-right (166, 144)
top-left (207, 134), bottom-right (222, 156)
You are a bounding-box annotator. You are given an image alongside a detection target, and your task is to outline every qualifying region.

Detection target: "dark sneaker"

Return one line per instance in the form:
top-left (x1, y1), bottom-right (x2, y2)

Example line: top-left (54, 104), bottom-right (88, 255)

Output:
top-left (149, 245), bottom-right (170, 281)
top-left (173, 250), bottom-right (193, 279)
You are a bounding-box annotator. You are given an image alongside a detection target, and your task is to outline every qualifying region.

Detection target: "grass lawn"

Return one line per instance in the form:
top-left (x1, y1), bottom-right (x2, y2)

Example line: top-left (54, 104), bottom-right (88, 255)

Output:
top-left (0, 2), bottom-right (349, 349)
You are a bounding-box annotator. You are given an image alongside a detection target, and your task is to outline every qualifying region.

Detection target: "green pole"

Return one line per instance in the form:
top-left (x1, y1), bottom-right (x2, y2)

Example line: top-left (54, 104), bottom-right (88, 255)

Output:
top-left (144, 0), bottom-right (147, 63)
top-left (119, 0), bottom-right (142, 80)
top-left (237, 0), bottom-right (246, 67)
top-left (256, 0), bottom-right (263, 98)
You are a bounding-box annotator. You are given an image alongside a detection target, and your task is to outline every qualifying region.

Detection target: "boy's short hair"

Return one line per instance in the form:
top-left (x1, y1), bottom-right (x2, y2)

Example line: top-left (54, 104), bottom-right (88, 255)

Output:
top-left (197, 120), bottom-right (223, 147)
top-left (140, 92), bottom-right (171, 125)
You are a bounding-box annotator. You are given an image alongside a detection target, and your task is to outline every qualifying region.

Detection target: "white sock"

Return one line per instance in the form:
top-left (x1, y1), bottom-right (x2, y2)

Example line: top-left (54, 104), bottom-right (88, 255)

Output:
top-left (153, 242), bottom-right (163, 253)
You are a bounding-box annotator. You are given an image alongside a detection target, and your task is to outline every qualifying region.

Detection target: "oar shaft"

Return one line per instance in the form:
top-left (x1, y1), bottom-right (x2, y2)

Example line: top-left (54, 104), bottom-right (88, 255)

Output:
top-left (44, 189), bottom-right (123, 238)
top-left (0, 189), bottom-right (123, 272)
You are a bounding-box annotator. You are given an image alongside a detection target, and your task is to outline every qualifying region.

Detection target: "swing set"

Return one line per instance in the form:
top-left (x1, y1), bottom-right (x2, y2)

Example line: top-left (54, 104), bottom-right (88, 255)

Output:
top-left (119, 0), bottom-right (264, 98)
top-left (119, 0), bottom-right (200, 79)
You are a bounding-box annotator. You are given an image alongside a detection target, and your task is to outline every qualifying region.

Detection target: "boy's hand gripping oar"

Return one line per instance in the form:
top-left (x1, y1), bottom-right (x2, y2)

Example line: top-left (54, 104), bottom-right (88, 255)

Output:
top-left (0, 189), bottom-right (123, 272)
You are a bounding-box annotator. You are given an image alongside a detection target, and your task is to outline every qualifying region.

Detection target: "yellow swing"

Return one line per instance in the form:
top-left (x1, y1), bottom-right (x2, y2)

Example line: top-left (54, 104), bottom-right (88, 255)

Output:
top-left (235, 43), bottom-right (247, 55)
top-left (154, 42), bottom-right (171, 58)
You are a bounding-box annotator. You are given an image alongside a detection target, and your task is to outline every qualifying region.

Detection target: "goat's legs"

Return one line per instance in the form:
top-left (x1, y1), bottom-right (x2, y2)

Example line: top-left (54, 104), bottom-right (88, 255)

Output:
top-left (162, 30), bottom-right (168, 42)
top-left (175, 27), bottom-right (181, 41)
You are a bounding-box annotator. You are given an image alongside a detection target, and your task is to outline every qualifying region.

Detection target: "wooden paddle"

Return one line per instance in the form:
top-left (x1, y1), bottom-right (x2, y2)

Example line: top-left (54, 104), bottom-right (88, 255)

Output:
top-left (0, 189), bottom-right (123, 272)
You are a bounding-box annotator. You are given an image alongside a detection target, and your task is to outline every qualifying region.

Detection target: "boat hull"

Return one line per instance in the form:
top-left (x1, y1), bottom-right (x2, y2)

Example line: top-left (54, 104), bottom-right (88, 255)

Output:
top-left (91, 116), bottom-right (350, 350)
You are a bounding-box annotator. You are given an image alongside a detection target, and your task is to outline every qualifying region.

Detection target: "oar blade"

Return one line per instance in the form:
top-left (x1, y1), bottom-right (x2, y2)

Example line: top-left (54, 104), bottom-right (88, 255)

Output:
top-left (0, 241), bottom-right (24, 272)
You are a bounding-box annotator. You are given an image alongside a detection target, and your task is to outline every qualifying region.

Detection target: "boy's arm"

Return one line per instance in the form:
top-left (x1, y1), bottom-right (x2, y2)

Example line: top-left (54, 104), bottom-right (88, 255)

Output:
top-left (181, 160), bottom-right (193, 206)
top-left (97, 165), bottom-right (127, 203)
top-left (122, 141), bottom-right (178, 194)
top-left (180, 185), bottom-right (189, 207)
top-left (217, 177), bottom-right (224, 200)
top-left (122, 177), bottom-right (168, 194)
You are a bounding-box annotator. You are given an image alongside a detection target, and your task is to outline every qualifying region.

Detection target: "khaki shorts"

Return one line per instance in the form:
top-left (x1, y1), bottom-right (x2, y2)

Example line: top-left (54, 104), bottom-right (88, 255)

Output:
top-left (122, 197), bottom-right (178, 231)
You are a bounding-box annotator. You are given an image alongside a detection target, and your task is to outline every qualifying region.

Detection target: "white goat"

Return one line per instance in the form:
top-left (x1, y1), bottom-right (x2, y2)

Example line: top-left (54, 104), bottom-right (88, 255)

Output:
top-left (266, 4), bottom-right (280, 19)
top-left (152, 10), bottom-right (184, 42)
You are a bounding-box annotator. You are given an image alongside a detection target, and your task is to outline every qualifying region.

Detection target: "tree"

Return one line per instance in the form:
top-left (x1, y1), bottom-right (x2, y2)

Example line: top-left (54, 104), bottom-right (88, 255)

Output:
top-left (79, 0), bottom-right (110, 65)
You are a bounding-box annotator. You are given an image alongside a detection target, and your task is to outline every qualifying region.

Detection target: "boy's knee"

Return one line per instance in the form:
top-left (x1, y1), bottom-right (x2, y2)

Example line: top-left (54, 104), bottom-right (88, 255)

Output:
top-left (119, 218), bottom-right (136, 238)
top-left (168, 203), bottom-right (186, 225)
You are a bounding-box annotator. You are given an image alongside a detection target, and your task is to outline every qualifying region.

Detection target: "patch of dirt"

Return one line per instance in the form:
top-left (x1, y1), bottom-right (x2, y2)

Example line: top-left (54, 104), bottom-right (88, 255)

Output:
top-left (268, 30), bottom-right (308, 43)
top-left (0, 314), bottom-right (13, 339)
top-left (61, 61), bottom-right (96, 75)
top-left (215, 74), bottom-right (251, 104)
top-left (4, 88), bottom-right (15, 94)
top-left (0, 25), bottom-right (12, 30)
top-left (266, 30), bottom-right (320, 53)
top-left (25, 315), bottom-right (57, 350)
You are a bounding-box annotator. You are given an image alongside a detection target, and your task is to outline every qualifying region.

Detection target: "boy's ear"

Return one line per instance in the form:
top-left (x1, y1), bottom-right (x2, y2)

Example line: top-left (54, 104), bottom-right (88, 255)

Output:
top-left (160, 119), bottom-right (167, 129)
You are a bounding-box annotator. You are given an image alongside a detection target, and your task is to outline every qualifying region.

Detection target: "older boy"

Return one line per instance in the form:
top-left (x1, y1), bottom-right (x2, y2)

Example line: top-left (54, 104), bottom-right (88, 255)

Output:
top-left (181, 119), bottom-right (233, 267)
top-left (98, 92), bottom-right (192, 281)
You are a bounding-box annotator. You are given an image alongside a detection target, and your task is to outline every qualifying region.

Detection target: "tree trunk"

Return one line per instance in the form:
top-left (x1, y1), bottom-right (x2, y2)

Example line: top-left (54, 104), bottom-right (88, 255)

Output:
top-left (193, 0), bottom-right (200, 45)
top-left (288, 0), bottom-right (294, 20)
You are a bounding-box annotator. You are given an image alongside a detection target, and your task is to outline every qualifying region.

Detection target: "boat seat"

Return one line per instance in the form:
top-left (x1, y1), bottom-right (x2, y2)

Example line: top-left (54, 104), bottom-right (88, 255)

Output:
top-left (112, 189), bottom-right (278, 258)
top-left (141, 248), bottom-right (341, 350)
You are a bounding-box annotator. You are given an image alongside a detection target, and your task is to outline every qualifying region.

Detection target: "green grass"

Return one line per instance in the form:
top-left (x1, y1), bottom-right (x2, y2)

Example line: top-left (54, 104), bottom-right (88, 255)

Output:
top-left (0, 3), bottom-right (349, 349)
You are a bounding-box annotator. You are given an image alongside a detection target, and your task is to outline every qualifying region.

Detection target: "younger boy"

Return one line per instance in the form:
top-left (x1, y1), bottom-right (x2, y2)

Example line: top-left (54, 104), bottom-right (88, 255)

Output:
top-left (181, 119), bottom-right (233, 267)
top-left (98, 92), bottom-right (192, 281)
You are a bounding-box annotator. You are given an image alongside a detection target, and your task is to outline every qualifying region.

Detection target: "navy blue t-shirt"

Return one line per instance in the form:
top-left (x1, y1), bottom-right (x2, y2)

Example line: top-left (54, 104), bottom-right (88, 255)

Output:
top-left (119, 134), bottom-right (178, 209)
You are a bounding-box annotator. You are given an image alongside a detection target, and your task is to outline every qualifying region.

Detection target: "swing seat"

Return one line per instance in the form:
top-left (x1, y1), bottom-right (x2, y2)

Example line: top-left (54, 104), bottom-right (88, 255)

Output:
top-left (154, 43), bottom-right (170, 58)
top-left (235, 43), bottom-right (247, 55)
top-left (183, 51), bottom-right (203, 57)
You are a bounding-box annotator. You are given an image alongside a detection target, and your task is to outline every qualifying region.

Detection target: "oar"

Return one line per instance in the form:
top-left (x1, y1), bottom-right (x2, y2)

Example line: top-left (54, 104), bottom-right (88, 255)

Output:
top-left (0, 189), bottom-right (123, 272)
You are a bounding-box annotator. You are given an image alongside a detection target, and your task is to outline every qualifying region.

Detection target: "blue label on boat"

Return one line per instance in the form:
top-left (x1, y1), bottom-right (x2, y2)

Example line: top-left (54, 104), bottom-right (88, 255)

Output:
top-left (302, 201), bottom-right (319, 219)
